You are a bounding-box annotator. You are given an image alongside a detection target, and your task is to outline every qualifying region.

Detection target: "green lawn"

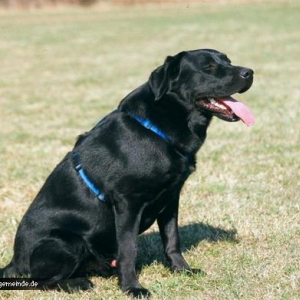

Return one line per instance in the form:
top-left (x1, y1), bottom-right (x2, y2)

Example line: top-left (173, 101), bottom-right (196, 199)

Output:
top-left (0, 2), bottom-right (299, 299)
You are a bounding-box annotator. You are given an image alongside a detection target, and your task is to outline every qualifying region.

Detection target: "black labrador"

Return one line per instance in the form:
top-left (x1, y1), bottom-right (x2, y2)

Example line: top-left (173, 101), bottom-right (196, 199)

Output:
top-left (0, 49), bottom-right (254, 298)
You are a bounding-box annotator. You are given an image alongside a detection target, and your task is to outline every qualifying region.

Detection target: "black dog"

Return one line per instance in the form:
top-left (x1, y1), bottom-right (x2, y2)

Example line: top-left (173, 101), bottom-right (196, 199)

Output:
top-left (0, 49), bottom-right (254, 298)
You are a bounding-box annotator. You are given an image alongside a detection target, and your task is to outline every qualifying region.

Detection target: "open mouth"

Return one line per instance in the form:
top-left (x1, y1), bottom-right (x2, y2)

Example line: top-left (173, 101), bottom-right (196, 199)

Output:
top-left (196, 96), bottom-right (255, 126)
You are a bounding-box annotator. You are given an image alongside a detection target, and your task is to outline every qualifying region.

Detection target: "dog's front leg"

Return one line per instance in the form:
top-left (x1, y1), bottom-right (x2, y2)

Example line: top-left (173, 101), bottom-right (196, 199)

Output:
top-left (157, 195), bottom-right (191, 272)
top-left (157, 194), bottom-right (205, 275)
top-left (113, 200), bottom-right (151, 298)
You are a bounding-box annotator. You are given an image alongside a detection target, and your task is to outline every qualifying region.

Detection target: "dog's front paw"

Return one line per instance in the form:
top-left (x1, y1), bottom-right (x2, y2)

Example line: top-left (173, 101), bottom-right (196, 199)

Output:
top-left (184, 268), bottom-right (206, 276)
top-left (192, 268), bottom-right (206, 275)
top-left (171, 266), bottom-right (206, 276)
top-left (125, 287), bottom-right (151, 298)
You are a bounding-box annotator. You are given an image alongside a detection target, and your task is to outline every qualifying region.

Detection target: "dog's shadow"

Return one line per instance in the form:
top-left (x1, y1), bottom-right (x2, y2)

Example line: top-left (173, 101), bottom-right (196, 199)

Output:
top-left (136, 222), bottom-right (238, 270)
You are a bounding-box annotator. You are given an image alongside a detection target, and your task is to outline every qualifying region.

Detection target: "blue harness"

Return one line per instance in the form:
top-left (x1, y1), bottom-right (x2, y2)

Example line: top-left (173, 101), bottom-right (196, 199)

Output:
top-left (125, 111), bottom-right (171, 143)
top-left (73, 110), bottom-right (188, 202)
top-left (72, 152), bottom-right (105, 202)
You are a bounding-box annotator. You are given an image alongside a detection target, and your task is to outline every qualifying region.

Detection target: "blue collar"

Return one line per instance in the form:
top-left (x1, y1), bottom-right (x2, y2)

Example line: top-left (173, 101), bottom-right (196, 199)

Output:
top-left (124, 111), bottom-right (171, 143)
top-left (124, 110), bottom-right (191, 162)
top-left (125, 110), bottom-right (192, 178)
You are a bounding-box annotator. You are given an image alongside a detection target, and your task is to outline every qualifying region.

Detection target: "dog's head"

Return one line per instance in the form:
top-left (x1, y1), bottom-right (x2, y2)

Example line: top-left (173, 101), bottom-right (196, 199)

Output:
top-left (149, 49), bottom-right (254, 126)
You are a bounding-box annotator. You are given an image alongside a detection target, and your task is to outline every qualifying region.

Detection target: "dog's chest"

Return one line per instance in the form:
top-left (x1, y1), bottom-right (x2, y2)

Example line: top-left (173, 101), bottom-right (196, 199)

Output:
top-left (137, 170), bottom-right (190, 234)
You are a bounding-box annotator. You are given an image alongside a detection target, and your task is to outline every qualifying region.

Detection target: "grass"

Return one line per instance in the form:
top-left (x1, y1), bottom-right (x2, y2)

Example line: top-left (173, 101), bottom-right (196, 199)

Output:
top-left (0, 1), bottom-right (300, 299)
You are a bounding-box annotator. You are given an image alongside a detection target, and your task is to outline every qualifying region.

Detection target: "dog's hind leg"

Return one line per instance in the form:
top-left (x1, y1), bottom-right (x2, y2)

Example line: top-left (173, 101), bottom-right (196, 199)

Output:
top-left (29, 235), bottom-right (93, 292)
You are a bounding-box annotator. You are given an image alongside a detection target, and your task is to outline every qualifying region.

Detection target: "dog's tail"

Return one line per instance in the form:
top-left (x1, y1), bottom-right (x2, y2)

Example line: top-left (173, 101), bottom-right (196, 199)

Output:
top-left (0, 261), bottom-right (16, 278)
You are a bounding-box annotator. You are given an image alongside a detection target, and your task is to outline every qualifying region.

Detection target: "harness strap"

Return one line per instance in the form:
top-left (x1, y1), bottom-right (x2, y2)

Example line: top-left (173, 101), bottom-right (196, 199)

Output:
top-left (72, 110), bottom-right (192, 202)
top-left (72, 152), bottom-right (105, 202)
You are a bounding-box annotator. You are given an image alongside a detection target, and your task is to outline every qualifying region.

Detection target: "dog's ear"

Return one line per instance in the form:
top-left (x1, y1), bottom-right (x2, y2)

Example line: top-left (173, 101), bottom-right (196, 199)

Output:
top-left (149, 52), bottom-right (185, 101)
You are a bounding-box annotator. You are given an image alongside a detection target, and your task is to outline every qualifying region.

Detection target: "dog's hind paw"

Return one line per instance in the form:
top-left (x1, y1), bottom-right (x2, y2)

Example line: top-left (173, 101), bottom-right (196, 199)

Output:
top-left (55, 278), bottom-right (94, 293)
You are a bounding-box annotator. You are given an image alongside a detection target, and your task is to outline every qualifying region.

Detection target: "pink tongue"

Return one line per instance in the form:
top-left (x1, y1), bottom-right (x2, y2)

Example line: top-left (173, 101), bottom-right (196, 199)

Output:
top-left (221, 96), bottom-right (255, 126)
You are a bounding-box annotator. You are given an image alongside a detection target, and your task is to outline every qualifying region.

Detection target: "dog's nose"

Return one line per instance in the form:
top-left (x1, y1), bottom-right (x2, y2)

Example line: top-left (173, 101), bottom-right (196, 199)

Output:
top-left (240, 68), bottom-right (254, 79)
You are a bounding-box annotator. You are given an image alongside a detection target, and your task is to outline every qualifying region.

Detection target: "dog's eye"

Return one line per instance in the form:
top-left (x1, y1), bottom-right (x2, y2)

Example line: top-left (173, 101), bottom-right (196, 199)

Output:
top-left (208, 63), bottom-right (218, 70)
top-left (202, 63), bottom-right (218, 71)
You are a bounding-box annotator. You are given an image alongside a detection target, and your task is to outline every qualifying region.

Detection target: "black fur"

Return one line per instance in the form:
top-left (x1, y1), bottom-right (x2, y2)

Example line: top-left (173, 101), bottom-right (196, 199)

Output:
top-left (0, 49), bottom-right (253, 298)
